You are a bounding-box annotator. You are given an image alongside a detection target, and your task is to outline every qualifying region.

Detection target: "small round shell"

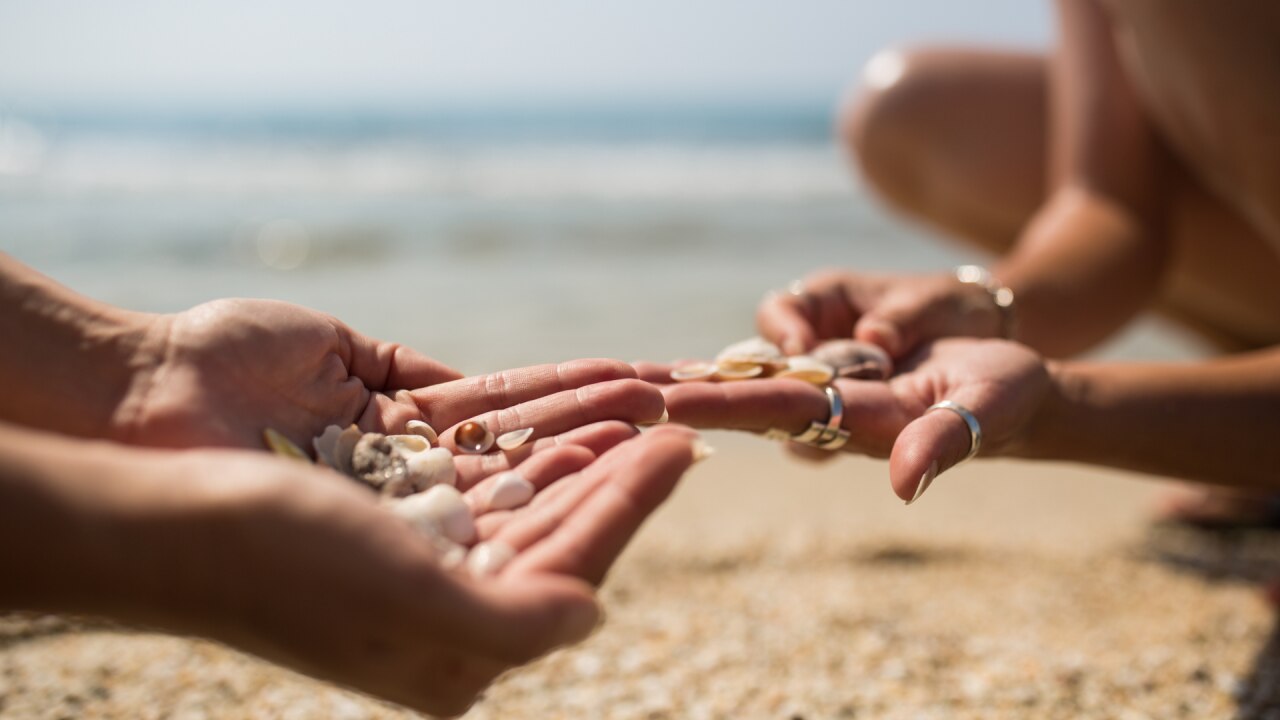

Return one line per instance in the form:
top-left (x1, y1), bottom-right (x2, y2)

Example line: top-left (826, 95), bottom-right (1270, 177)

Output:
top-left (456, 421), bottom-right (495, 454)
top-left (670, 362), bottom-right (717, 382)
top-left (386, 434), bottom-right (430, 454)
top-left (774, 356), bottom-right (835, 385)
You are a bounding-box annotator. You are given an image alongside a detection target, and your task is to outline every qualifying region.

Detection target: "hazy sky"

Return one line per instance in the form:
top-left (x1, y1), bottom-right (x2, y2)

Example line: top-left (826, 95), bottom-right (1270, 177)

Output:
top-left (0, 0), bottom-right (1050, 109)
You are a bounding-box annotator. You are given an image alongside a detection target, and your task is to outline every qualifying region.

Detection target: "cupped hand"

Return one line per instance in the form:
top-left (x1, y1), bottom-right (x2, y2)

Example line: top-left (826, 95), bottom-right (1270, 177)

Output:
top-left (756, 269), bottom-right (1005, 359)
top-left (639, 339), bottom-right (1050, 502)
top-left (127, 426), bottom-right (697, 716)
top-left (116, 298), bottom-right (664, 455)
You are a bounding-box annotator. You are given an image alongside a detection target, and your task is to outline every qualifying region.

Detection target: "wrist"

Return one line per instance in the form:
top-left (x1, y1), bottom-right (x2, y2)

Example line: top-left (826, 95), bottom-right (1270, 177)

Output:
top-left (1010, 359), bottom-right (1086, 461)
top-left (0, 255), bottom-right (168, 440)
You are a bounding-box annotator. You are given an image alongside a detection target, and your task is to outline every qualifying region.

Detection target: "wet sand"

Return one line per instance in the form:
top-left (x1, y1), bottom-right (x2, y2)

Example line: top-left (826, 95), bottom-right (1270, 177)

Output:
top-left (2, 432), bottom-right (1277, 719)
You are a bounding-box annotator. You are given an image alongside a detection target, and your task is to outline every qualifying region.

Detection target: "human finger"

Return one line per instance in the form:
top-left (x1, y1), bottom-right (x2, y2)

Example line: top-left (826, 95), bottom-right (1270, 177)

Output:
top-left (413, 359), bottom-right (640, 428)
top-left (756, 288), bottom-right (819, 356)
top-left (436, 379), bottom-right (664, 453)
top-left (501, 427), bottom-right (699, 584)
top-left (451, 421), bottom-right (641, 490)
top-left (888, 404), bottom-right (979, 505)
top-left (466, 445), bottom-right (596, 516)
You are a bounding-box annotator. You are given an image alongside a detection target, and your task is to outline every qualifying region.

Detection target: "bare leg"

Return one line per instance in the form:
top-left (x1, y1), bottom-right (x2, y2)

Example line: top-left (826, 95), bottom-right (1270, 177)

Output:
top-left (839, 46), bottom-right (1280, 351)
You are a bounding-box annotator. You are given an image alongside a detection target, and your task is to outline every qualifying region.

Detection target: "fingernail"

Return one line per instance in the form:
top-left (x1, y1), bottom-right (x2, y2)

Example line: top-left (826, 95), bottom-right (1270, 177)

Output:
top-left (638, 407), bottom-right (669, 427)
top-left (859, 319), bottom-right (900, 356)
top-left (906, 460), bottom-right (938, 506)
top-left (691, 437), bottom-right (716, 463)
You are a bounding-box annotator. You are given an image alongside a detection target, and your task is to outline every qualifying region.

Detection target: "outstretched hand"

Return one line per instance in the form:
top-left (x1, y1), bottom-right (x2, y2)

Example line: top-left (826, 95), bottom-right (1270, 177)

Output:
top-left (639, 339), bottom-right (1049, 502)
top-left (116, 298), bottom-right (665, 454)
top-left (114, 425), bottom-right (698, 716)
top-left (756, 269), bottom-right (1005, 359)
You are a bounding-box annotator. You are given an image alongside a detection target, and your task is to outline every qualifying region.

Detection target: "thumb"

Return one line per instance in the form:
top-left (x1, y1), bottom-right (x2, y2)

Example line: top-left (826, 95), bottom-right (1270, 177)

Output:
top-left (887, 405), bottom-right (977, 504)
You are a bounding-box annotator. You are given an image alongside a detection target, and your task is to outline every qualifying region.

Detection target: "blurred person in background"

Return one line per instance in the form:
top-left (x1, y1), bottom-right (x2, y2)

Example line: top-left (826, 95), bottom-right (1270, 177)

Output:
top-left (655, 0), bottom-right (1280, 518)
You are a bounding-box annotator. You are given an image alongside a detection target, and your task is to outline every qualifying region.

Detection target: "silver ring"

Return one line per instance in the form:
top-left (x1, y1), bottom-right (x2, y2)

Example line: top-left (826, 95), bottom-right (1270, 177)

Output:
top-left (767, 385), bottom-right (849, 451)
top-left (927, 400), bottom-right (982, 462)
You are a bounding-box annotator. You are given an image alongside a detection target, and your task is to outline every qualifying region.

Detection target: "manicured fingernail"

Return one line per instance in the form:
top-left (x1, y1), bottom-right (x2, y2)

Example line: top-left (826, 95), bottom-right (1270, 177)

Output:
top-left (691, 437), bottom-right (716, 463)
top-left (906, 460), bottom-right (938, 506)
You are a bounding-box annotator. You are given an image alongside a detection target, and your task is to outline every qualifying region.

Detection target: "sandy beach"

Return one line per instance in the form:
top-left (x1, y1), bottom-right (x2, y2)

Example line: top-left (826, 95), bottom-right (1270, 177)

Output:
top-left (3, 433), bottom-right (1276, 719)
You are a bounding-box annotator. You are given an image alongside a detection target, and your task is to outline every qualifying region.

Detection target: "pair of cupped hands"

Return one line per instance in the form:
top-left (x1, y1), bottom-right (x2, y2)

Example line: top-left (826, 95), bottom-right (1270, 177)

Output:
top-left (107, 268), bottom-right (1045, 716)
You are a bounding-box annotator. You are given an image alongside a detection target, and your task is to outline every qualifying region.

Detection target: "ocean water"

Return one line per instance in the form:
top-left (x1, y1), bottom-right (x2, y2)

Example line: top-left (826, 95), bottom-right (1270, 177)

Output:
top-left (0, 105), bottom-right (1196, 372)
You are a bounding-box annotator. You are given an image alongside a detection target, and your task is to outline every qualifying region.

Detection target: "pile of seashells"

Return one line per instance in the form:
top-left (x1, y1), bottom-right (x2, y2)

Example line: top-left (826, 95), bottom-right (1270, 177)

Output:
top-left (670, 337), bottom-right (893, 385)
top-left (263, 419), bottom-right (537, 577)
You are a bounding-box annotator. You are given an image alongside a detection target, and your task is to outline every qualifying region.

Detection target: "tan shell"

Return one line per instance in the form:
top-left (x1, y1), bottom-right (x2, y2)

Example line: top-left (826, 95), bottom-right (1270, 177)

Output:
top-left (404, 419), bottom-right (438, 445)
top-left (386, 434), bottom-right (430, 454)
top-left (392, 485), bottom-right (476, 546)
top-left (404, 447), bottom-right (457, 489)
top-left (670, 362), bottom-right (717, 382)
top-left (312, 424), bottom-right (345, 468)
top-left (456, 421), bottom-right (495, 454)
top-left (264, 428), bottom-right (308, 461)
top-left (714, 363), bottom-right (764, 381)
top-left (774, 356), bottom-right (835, 385)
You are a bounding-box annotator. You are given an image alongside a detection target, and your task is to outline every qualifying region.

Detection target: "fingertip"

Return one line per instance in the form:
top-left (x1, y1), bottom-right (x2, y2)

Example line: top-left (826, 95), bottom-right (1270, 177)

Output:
top-left (855, 317), bottom-right (902, 357)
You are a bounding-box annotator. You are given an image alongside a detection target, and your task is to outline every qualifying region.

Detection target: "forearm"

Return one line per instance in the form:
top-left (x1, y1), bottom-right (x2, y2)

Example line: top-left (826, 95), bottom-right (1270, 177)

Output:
top-left (1022, 348), bottom-right (1280, 487)
top-left (0, 253), bottom-right (162, 439)
top-left (994, 185), bottom-right (1168, 357)
top-left (0, 422), bottom-right (151, 615)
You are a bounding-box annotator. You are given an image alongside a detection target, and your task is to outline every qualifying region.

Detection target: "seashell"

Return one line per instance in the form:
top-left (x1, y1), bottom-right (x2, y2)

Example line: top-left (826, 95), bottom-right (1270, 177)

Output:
top-left (393, 485), bottom-right (476, 545)
top-left (496, 427), bottom-right (535, 451)
top-left (774, 356), bottom-right (835, 385)
top-left (332, 424), bottom-right (363, 476)
top-left (312, 424), bottom-right (346, 469)
top-left (670, 362), bottom-right (717, 382)
top-left (714, 363), bottom-right (764, 381)
top-left (812, 339), bottom-right (894, 380)
top-left (386, 434), bottom-right (430, 454)
top-left (487, 472), bottom-right (535, 511)
top-left (715, 337), bottom-right (786, 371)
top-left (351, 433), bottom-right (413, 497)
top-left (404, 447), bottom-right (457, 489)
top-left (404, 419), bottom-right (438, 445)
top-left (264, 428), bottom-right (308, 461)
top-left (466, 541), bottom-right (516, 578)
top-left (455, 420), bottom-right (495, 454)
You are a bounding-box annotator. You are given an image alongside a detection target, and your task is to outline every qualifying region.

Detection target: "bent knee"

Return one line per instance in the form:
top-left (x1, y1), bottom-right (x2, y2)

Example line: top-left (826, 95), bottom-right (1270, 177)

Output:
top-left (838, 47), bottom-right (962, 209)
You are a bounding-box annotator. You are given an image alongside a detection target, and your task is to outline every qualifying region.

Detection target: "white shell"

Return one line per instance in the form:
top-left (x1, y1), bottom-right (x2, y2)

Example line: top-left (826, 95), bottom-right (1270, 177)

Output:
top-left (404, 447), bottom-right (458, 489)
top-left (670, 362), bottom-right (716, 382)
top-left (386, 434), bottom-right (430, 454)
top-left (333, 424), bottom-right (363, 475)
top-left (392, 485), bottom-right (475, 545)
top-left (495, 427), bottom-right (534, 451)
top-left (487, 472), bottom-right (535, 511)
top-left (715, 337), bottom-right (785, 367)
top-left (404, 419), bottom-right (438, 445)
top-left (312, 424), bottom-right (345, 468)
top-left (774, 356), bottom-right (835, 385)
top-left (467, 541), bottom-right (516, 578)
